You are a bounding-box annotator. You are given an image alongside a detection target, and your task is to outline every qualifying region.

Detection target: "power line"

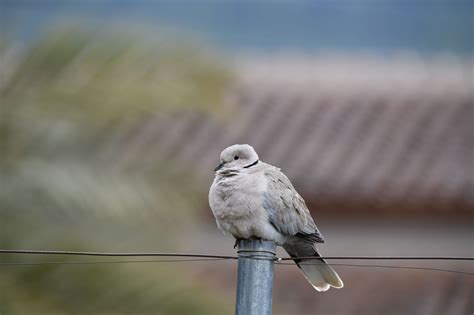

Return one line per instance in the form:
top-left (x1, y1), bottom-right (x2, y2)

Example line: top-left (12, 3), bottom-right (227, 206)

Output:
top-left (1, 250), bottom-right (472, 275)
top-left (0, 249), bottom-right (236, 259)
top-left (277, 256), bottom-right (474, 261)
top-left (0, 258), bottom-right (230, 266)
top-left (0, 249), bottom-right (472, 261)
top-left (0, 258), bottom-right (472, 276)
top-left (276, 262), bottom-right (474, 276)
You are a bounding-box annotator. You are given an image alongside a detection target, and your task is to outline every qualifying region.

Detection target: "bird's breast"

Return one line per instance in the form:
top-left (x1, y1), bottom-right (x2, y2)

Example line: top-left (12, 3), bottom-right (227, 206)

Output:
top-left (210, 173), bottom-right (267, 220)
top-left (209, 172), bottom-right (285, 242)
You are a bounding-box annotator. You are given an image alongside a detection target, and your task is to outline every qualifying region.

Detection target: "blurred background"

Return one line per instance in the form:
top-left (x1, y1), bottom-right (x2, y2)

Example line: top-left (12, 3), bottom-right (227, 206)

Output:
top-left (1, 1), bottom-right (472, 314)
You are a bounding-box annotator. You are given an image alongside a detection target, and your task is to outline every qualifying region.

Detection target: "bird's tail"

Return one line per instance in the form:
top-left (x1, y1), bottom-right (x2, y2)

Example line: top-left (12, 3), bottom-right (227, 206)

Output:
top-left (284, 243), bottom-right (343, 292)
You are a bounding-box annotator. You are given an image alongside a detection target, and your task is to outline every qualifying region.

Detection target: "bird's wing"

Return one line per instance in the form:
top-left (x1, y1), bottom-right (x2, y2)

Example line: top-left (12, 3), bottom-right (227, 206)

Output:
top-left (263, 166), bottom-right (325, 243)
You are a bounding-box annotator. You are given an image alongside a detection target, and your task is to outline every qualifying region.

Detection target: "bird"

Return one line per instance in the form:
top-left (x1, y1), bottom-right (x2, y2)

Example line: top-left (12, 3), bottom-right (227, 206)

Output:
top-left (209, 144), bottom-right (343, 292)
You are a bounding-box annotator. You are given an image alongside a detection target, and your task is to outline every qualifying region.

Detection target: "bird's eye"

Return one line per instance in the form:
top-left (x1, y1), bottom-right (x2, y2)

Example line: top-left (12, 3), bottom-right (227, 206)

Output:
top-left (234, 155), bottom-right (239, 160)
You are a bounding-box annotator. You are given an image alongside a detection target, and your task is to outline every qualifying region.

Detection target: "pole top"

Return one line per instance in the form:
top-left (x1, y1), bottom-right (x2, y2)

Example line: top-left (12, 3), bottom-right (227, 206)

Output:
top-left (237, 239), bottom-right (276, 258)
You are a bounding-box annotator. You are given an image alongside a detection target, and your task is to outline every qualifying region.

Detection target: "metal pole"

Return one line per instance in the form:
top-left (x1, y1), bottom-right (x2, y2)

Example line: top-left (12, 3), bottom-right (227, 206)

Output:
top-left (235, 239), bottom-right (276, 315)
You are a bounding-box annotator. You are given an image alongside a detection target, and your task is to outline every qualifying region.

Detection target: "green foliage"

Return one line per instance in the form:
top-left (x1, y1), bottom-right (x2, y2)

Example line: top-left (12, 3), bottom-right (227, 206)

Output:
top-left (0, 25), bottom-right (233, 314)
top-left (2, 25), bottom-right (232, 123)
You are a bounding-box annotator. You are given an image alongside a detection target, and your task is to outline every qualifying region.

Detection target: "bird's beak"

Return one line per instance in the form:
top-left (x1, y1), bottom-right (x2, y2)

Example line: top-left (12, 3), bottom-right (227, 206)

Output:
top-left (214, 162), bottom-right (225, 172)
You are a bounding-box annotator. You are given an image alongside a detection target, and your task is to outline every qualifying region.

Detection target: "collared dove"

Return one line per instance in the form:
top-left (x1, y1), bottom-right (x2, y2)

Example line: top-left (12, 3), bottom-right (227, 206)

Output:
top-left (209, 144), bottom-right (343, 291)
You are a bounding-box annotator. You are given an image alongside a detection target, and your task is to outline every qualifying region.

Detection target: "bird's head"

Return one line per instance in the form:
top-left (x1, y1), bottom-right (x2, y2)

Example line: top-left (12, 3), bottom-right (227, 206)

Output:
top-left (214, 144), bottom-right (259, 173)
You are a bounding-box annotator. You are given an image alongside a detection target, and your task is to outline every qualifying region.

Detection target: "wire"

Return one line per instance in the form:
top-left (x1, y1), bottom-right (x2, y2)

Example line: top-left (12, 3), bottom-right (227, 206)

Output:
top-left (0, 258), bottom-right (230, 266)
top-left (279, 256), bottom-right (474, 261)
top-left (0, 258), bottom-right (472, 276)
top-left (1, 249), bottom-right (472, 261)
top-left (275, 262), bottom-right (474, 276)
top-left (0, 249), bottom-right (237, 260)
top-left (1, 249), bottom-right (472, 276)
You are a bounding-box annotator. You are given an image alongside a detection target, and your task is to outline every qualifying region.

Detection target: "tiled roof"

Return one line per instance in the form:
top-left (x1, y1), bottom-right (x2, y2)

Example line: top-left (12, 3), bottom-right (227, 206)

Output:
top-left (117, 56), bottom-right (473, 212)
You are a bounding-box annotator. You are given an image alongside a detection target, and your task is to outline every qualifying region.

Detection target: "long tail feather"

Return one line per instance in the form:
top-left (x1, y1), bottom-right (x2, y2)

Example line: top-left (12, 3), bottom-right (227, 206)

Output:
top-left (284, 243), bottom-right (343, 291)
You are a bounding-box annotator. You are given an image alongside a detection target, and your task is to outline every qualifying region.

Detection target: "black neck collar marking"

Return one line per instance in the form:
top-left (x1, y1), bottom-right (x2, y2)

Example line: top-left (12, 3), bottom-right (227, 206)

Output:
top-left (243, 160), bottom-right (259, 169)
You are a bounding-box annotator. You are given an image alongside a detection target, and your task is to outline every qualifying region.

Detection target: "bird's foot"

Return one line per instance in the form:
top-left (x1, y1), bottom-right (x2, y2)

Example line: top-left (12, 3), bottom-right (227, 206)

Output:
top-left (233, 238), bottom-right (242, 249)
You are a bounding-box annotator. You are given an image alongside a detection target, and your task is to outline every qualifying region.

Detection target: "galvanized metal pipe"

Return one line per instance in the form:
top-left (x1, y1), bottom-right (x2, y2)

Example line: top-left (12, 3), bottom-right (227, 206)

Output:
top-left (235, 239), bottom-right (276, 315)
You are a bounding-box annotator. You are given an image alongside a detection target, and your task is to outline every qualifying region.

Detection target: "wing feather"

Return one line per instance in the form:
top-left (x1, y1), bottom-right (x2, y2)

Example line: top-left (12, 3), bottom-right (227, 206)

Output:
top-left (263, 167), bottom-right (325, 243)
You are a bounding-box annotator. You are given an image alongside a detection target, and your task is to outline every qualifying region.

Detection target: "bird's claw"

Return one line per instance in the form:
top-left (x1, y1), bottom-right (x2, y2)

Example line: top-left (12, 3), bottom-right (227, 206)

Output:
top-left (234, 237), bottom-right (263, 249)
top-left (234, 238), bottom-right (241, 249)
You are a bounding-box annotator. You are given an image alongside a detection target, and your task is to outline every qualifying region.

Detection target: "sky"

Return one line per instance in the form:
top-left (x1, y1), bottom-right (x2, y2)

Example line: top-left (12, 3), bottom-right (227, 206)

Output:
top-left (2, 0), bottom-right (473, 56)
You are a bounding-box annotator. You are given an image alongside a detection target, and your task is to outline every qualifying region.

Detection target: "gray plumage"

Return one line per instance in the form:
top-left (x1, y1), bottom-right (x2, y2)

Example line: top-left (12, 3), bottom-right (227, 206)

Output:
top-left (209, 144), bottom-right (343, 291)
